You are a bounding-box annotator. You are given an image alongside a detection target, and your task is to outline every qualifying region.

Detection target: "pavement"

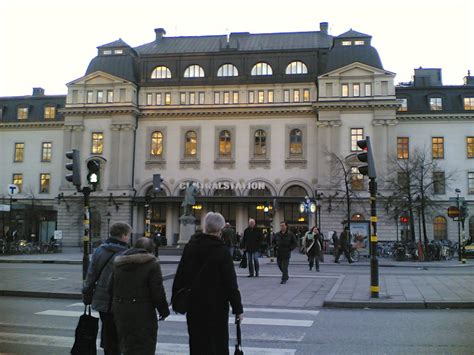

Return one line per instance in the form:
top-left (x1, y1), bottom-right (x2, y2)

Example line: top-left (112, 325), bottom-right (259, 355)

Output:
top-left (1, 247), bottom-right (473, 309)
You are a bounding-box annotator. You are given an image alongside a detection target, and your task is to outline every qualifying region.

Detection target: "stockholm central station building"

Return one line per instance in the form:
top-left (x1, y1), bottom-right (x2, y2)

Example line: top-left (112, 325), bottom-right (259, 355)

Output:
top-left (1, 22), bottom-right (473, 247)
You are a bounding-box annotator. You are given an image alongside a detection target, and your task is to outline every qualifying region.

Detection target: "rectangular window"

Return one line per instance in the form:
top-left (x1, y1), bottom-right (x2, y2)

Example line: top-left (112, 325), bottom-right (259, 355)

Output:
top-left (464, 97), bottom-right (474, 110)
top-left (44, 106), bottom-right (56, 119)
top-left (198, 92), bottom-right (205, 104)
top-left (351, 167), bottom-right (364, 190)
top-left (397, 137), bottom-right (409, 159)
top-left (303, 89), bottom-right (310, 102)
top-left (17, 107), bottom-right (28, 120)
top-left (469, 172), bottom-right (474, 194)
top-left (87, 91), bottom-right (94, 103)
top-left (40, 173), bottom-right (51, 193)
top-left (223, 92), bottom-right (230, 104)
top-left (283, 90), bottom-right (290, 102)
top-left (72, 90), bottom-right (78, 104)
top-left (97, 91), bottom-right (103, 103)
top-left (12, 174), bottom-right (23, 193)
top-left (467, 137), bottom-right (474, 158)
top-left (293, 89), bottom-right (300, 102)
top-left (41, 142), bottom-right (52, 162)
top-left (248, 91), bottom-right (255, 104)
top-left (146, 93), bottom-right (153, 105)
top-left (14, 143), bottom-right (24, 162)
top-left (430, 97), bottom-right (443, 111)
top-left (107, 90), bottom-right (114, 103)
top-left (341, 84), bottom-right (349, 97)
top-left (353, 84), bottom-right (360, 97)
top-left (354, 40), bottom-right (365, 45)
top-left (214, 92), bottom-right (220, 104)
top-left (433, 172), bottom-right (446, 195)
top-left (381, 81), bottom-right (388, 95)
top-left (268, 90), bottom-right (274, 103)
top-left (91, 132), bottom-right (104, 154)
top-left (325, 83), bottom-right (333, 97)
top-left (189, 92), bottom-right (196, 105)
top-left (119, 89), bottom-right (126, 102)
top-left (156, 93), bottom-right (162, 105)
top-left (399, 98), bottom-right (408, 111)
top-left (342, 41), bottom-right (352, 46)
top-left (164, 93), bottom-right (171, 105)
top-left (114, 49), bottom-right (123, 54)
top-left (233, 91), bottom-right (239, 104)
top-left (258, 90), bottom-right (265, 104)
top-left (180, 92), bottom-right (186, 105)
top-left (364, 83), bottom-right (372, 96)
top-left (350, 128), bottom-right (364, 152)
top-left (432, 137), bottom-right (444, 159)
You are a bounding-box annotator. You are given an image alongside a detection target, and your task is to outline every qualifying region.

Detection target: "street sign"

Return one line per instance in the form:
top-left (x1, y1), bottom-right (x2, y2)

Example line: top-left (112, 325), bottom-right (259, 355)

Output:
top-left (0, 204), bottom-right (10, 212)
top-left (7, 184), bottom-right (18, 195)
top-left (54, 230), bottom-right (63, 240)
top-left (447, 206), bottom-right (460, 218)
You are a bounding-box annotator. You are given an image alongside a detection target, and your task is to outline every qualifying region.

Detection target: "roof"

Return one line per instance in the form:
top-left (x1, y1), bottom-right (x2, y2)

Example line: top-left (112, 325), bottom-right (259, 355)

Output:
top-left (324, 44), bottom-right (383, 73)
top-left (85, 55), bottom-right (138, 83)
top-left (98, 39), bottom-right (131, 49)
top-left (134, 31), bottom-right (333, 55)
top-left (337, 29), bottom-right (371, 39)
top-left (0, 95), bottom-right (66, 122)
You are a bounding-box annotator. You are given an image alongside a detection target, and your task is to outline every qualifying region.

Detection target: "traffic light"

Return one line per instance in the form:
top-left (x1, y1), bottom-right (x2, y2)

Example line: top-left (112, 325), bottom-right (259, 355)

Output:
top-left (153, 174), bottom-right (163, 193)
top-left (65, 149), bottom-right (81, 187)
top-left (399, 215), bottom-right (409, 224)
top-left (356, 136), bottom-right (377, 178)
top-left (87, 160), bottom-right (101, 189)
top-left (460, 201), bottom-right (469, 219)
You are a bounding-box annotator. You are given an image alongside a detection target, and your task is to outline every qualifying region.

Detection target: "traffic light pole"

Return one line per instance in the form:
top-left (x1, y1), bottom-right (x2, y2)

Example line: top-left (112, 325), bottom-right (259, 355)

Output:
top-left (82, 187), bottom-right (91, 280)
top-left (369, 178), bottom-right (379, 298)
top-left (144, 195), bottom-right (151, 238)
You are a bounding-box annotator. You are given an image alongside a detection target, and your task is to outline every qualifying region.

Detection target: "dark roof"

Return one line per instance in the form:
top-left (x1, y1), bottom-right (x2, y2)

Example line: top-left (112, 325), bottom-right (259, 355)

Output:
top-left (86, 54), bottom-right (138, 83)
top-left (324, 44), bottom-right (383, 73)
top-left (98, 39), bottom-right (131, 49)
top-left (135, 31), bottom-right (333, 55)
top-left (337, 29), bottom-right (371, 39)
top-left (0, 94), bottom-right (66, 122)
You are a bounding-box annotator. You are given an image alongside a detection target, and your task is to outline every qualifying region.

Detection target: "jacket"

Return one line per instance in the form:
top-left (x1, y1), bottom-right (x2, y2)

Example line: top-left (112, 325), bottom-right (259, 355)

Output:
top-left (242, 227), bottom-right (262, 252)
top-left (274, 230), bottom-right (297, 258)
top-left (305, 232), bottom-right (323, 257)
top-left (339, 230), bottom-right (351, 249)
top-left (221, 227), bottom-right (236, 247)
top-left (110, 248), bottom-right (169, 355)
top-left (82, 238), bottom-right (128, 312)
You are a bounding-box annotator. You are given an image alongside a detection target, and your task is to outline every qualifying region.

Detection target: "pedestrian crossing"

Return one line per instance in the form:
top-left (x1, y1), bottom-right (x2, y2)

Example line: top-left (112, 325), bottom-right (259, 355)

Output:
top-left (0, 302), bottom-right (322, 354)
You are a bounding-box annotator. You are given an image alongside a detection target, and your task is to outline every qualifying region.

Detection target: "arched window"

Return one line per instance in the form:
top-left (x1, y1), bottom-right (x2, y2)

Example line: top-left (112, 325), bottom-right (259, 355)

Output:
top-left (254, 129), bottom-right (266, 155)
top-left (219, 130), bottom-right (232, 157)
top-left (289, 129), bottom-right (302, 155)
top-left (284, 185), bottom-right (307, 197)
top-left (217, 64), bottom-right (238, 77)
top-left (433, 216), bottom-right (447, 240)
top-left (285, 61), bottom-right (308, 75)
top-left (151, 66), bottom-right (171, 79)
top-left (251, 62), bottom-right (273, 76)
top-left (351, 214), bottom-right (364, 221)
top-left (184, 65), bottom-right (205, 78)
top-left (184, 130), bottom-right (197, 156)
top-left (150, 131), bottom-right (163, 156)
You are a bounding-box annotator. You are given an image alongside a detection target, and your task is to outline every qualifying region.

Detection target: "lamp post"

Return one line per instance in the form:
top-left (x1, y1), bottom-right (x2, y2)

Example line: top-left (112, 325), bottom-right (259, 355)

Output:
top-left (455, 188), bottom-right (462, 261)
top-left (106, 212), bottom-right (111, 238)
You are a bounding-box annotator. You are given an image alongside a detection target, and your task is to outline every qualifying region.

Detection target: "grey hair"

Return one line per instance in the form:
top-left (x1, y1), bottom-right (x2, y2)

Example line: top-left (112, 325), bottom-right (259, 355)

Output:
top-left (203, 212), bottom-right (226, 235)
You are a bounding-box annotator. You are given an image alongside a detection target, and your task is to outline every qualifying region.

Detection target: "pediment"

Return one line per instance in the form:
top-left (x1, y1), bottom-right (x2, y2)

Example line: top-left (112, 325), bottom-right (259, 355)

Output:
top-left (67, 71), bottom-right (133, 87)
top-left (320, 62), bottom-right (395, 79)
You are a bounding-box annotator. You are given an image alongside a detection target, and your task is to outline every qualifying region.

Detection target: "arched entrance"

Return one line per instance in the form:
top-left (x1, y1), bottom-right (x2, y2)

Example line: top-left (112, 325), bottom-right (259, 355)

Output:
top-left (209, 188), bottom-right (237, 226)
top-left (146, 187), bottom-right (168, 237)
top-left (247, 187), bottom-right (273, 230)
top-left (281, 185), bottom-right (309, 236)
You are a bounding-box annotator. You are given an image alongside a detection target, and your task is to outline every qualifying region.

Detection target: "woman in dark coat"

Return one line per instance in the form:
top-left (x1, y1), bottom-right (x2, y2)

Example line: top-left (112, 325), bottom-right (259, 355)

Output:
top-left (172, 212), bottom-right (244, 355)
top-left (304, 226), bottom-right (323, 271)
top-left (110, 238), bottom-right (170, 355)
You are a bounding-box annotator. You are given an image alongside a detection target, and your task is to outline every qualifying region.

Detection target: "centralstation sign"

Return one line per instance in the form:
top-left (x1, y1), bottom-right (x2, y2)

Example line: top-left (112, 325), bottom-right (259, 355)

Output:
top-left (179, 181), bottom-right (266, 191)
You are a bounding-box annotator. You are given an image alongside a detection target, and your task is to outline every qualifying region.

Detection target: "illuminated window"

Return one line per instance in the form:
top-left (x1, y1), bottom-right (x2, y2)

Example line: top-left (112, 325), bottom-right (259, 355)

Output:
top-left (432, 137), bottom-right (444, 159)
top-left (341, 84), bottom-right (349, 97)
top-left (429, 97), bottom-right (443, 111)
top-left (233, 92), bottom-right (239, 104)
top-left (164, 93), bottom-right (171, 105)
top-left (219, 130), bottom-right (231, 157)
top-left (293, 90), bottom-right (300, 102)
top-left (44, 106), bottom-right (56, 119)
top-left (254, 129), bottom-right (266, 156)
top-left (351, 167), bottom-right (364, 190)
top-left (114, 49), bottom-right (123, 54)
top-left (303, 89), bottom-right (310, 102)
top-left (40, 173), bottom-right (50, 193)
top-left (365, 83), bottom-right (372, 96)
top-left (354, 40), bottom-right (365, 45)
top-left (467, 137), bottom-right (474, 158)
top-left (464, 97), bottom-right (474, 110)
top-left (97, 91), bottom-right (103, 103)
top-left (351, 128), bottom-right (364, 152)
top-left (399, 98), bottom-right (408, 111)
top-left (184, 65), bottom-right (205, 78)
top-left (185, 131), bottom-right (197, 156)
top-left (258, 91), bottom-right (264, 104)
top-left (190, 92), bottom-right (196, 105)
top-left (217, 64), bottom-right (238, 77)
top-left (151, 66), bottom-right (172, 79)
top-left (91, 132), bottom-right (104, 154)
top-left (41, 142), bottom-right (52, 162)
top-left (150, 131), bottom-right (163, 156)
top-left (12, 174), bottom-right (23, 193)
top-left (17, 107), bottom-right (28, 120)
top-left (342, 41), bottom-right (352, 46)
top-left (285, 61), bottom-right (308, 75)
top-left (397, 137), bottom-right (409, 159)
top-left (251, 62), bottom-right (273, 76)
top-left (433, 171), bottom-right (446, 194)
top-left (199, 92), bottom-right (205, 104)
top-left (469, 172), bottom-right (474, 194)
top-left (353, 84), bottom-right (360, 97)
top-left (267, 90), bottom-right (274, 103)
top-left (433, 216), bottom-right (447, 240)
top-left (107, 90), bottom-right (114, 103)
top-left (14, 143), bottom-right (24, 162)
top-left (289, 129), bottom-right (302, 155)
top-left (180, 93), bottom-right (186, 105)
top-left (224, 92), bottom-right (230, 104)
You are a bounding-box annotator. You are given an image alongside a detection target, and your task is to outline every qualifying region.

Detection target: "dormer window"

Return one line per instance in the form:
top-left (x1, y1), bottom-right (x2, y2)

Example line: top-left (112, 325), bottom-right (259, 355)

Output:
top-left (285, 61), bottom-right (308, 75)
top-left (103, 50), bottom-right (112, 55)
top-left (251, 62), bottom-right (273, 76)
top-left (354, 40), bottom-right (365, 45)
top-left (342, 41), bottom-right (352, 46)
top-left (114, 49), bottom-right (123, 54)
top-left (44, 106), bottom-right (56, 119)
top-left (151, 66), bottom-right (172, 79)
top-left (429, 97), bottom-right (443, 111)
top-left (217, 64), bottom-right (238, 77)
top-left (17, 107), bottom-right (28, 120)
top-left (184, 65), bottom-right (205, 78)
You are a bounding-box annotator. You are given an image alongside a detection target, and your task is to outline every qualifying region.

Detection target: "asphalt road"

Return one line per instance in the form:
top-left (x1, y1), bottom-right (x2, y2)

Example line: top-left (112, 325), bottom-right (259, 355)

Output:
top-left (0, 297), bottom-right (473, 354)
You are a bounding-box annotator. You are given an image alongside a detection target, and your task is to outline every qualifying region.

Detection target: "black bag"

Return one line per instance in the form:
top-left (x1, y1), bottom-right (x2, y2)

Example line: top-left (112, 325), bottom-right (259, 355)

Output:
top-left (239, 252), bottom-right (247, 269)
top-left (233, 248), bottom-right (242, 262)
top-left (171, 261), bottom-right (209, 315)
top-left (71, 305), bottom-right (99, 355)
top-left (234, 318), bottom-right (244, 355)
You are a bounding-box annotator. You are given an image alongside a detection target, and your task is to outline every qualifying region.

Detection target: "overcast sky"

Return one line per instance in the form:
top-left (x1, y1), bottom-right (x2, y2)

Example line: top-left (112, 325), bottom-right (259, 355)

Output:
top-left (1, 0), bottom-right (473, 97)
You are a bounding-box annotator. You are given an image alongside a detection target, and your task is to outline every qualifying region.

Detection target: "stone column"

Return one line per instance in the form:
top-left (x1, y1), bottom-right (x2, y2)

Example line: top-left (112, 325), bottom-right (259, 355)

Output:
top-left (109, 124), bottom-right (121, 189)
top-left (118, 123), bottom-right (136, 189)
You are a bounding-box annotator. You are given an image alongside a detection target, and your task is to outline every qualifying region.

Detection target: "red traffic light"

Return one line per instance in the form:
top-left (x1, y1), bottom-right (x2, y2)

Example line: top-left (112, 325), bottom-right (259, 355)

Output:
top-left (399, 216), bottom-right (409, 224)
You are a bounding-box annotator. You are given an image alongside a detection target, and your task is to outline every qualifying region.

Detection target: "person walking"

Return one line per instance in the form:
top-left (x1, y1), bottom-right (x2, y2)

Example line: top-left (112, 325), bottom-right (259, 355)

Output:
top-left (304, 226), bottom-right (323, 271)
top-left (332, 230), bottom-right (339, 257)
top-left (110, 237), bottom-right (169, 355)
top-left (335, 226), bottom-right (353, 263)
top-left (172, 212), bottom-right (244, 355)
top-left (274, 221), bottom-right (297, 284)
top-left (82, 222), bottom-right (130, 355)
top-left (221, 222), bottom-right (237, 257)
top-left (241, 218), bottom-right (263, 277)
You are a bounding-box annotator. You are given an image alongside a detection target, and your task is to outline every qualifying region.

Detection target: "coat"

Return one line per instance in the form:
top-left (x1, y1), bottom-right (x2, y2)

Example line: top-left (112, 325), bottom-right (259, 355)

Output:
top-left (305, 233), bottom-right (323, 257)
top-left (339, 230), bottom-right (351, 249)
top-left (111, 248), bottom-right (169, 355)
top-left (82, 238), bottom-right (128, 312)
top-left (242, 227), bottom-right (262, 252)
top-left (274, 230), bottom-right (297, 259)
top-left (221, 227), bottom-right (236, 247)
top-left (172, 233), bottom-right (243, 355)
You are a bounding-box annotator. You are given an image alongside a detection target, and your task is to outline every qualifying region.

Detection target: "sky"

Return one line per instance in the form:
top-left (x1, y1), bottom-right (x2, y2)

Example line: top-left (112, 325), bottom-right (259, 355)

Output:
top-left (1, 0), bottom-right (473, 97)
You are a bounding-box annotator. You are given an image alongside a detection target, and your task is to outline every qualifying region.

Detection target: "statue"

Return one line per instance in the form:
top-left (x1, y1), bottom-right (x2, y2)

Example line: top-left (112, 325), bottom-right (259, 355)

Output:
top-left (181, 184), bottom-right (199, 216)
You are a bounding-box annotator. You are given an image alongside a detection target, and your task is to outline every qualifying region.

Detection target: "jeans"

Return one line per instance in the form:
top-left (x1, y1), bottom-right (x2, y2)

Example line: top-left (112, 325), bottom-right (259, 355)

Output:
top-left (247, 251), bottom-right (260, 276)
top-left (308, 254), bottom-right (319, 270)
top-left (277, 257), bottom-right (290, 281)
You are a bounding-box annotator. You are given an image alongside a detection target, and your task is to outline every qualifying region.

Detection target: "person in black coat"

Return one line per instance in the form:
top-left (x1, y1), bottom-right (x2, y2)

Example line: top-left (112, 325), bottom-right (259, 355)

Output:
top-left (304, 226), bottom-right (324, 271)
top-left (241, 218), bottom-right (263, 277)
top-left (110, 238), bottom-right (169, 355)
top-left (172, 212), bottom-right (244, 355)
top-left (273, 221), bottom-right (297, 284)
top-left (335, 226), bottom-right (354, 263)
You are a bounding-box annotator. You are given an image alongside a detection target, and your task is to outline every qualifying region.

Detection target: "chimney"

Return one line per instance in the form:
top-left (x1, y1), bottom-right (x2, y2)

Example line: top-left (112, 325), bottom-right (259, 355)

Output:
top-left (32, 87), bottom-right (45, 96)
top-left (154, 28), bottom-right (166, 41)
top-left (464, 70), bottom-right (474, 86)
top-left (320, 22), bottom-right (329, 34)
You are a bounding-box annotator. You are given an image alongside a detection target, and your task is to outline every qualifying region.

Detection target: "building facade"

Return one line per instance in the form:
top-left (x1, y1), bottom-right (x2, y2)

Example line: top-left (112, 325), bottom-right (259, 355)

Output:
top-left (1, 23), bottom-right (473, 246)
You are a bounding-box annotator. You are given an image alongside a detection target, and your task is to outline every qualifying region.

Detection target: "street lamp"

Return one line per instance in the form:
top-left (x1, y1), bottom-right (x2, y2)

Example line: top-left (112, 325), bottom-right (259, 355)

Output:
top-left (455, 188), bottom-right (462, 261)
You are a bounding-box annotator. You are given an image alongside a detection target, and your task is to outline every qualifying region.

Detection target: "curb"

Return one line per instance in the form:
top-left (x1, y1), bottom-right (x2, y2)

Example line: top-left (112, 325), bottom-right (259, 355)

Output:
top-left (323, 300), bottom-right (474, 309)
top-left (0, 260), bottom-right (180, 265)
top-left (291, 261), bottom-right (473, 268)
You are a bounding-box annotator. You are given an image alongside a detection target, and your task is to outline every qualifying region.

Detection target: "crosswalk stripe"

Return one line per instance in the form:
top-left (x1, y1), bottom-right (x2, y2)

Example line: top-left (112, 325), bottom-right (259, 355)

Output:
top-left (35, 310), bottom-right (313, 327)
top-left (236, 273), bottom-right (340, 279)
top-left (0, 332), bottom-right (296, 355)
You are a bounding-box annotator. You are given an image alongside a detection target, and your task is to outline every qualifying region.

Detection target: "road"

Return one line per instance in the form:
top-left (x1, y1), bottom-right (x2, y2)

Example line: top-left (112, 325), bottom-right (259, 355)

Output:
top-left (0, 297), bottom-right (473, 354)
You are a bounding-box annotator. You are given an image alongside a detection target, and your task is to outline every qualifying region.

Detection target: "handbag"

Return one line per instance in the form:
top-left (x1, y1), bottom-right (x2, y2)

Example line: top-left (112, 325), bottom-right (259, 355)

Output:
top-left (71, 305), bottom-right (99, 355)
top-left (239, 252), bottom-right (247, 269)
top-left (171, 261), bottom-right (209, 315)
top-left (234, 318), bottom-right (244, 355)
top-left (233, 248), bottom-right (242, 262)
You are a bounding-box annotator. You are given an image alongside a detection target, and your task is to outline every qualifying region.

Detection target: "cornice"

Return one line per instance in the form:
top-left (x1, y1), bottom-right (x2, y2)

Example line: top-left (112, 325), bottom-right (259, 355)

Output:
top-left (313, 100), bottom-right (399, 111)
top-left (60, 105), bottom-right (140, 116)
top-left (0, 121), bottom-right (64, 129)
top-left (316, 120), bottom-right (342, 127)
top-left (397, 113), bottom-right (474, 122)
